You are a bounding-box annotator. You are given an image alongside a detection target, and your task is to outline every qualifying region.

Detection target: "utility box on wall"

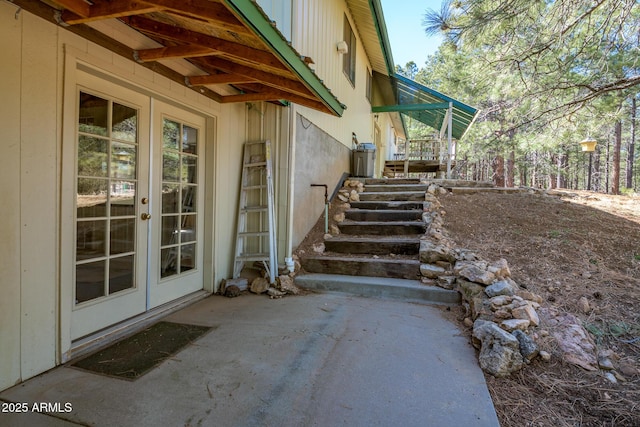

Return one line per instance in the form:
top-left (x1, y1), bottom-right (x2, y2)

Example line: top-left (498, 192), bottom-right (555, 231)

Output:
top-left (352, 143), bottom-right (376, 177)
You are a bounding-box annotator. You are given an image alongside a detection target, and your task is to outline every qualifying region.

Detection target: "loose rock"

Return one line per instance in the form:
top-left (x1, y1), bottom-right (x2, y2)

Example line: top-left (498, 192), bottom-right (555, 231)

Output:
top-left (485, 278), bottom-right (518, 298)
top-left (225, 285), bottom-right (241, 298)
top-left (513, 329), bottom-right (539, 362)
top-left (501, 319), bottom-right (530, 332)
top-left (577, 296), bottom-right (591, 314)
top-left (454, 260), bottom-right (496, 285)
top-left (277, 274), bottom-right (300, 295)
top-left (250, 277), bottom-right (270, 294)
top-left (420, 263), bottom-right (446, 279)
top-left (473, 320), bottom-right (524, 377)
top-left (539, 308), bottom-right (598, 371)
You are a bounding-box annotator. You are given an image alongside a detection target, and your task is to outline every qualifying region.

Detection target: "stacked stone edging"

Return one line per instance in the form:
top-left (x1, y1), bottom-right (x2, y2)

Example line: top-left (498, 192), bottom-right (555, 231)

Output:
top-left (419, 181), bottom-right (624, 379)
top-left (417, 182), bottom-right (545, 377)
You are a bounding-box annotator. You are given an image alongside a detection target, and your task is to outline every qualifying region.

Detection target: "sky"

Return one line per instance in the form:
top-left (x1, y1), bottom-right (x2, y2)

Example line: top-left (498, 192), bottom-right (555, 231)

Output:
top-left (379, 0), bottom-right (444, 69)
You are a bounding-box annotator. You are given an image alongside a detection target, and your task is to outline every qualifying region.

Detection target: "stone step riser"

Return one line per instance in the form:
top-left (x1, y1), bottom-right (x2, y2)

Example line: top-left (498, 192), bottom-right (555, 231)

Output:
top-left (364, 185), bottom-right (429, 193)
top-left (363, 178), bottom-right (421, 185)
top-left (324, 240), bottom-right (419, 255)
top-left (349, 201), bottom-right (424, 210)
top-left (345, 210), bottom-right (422, 222)
top-left (300, 257), bottom-right (420, 280)
top-left (338, 223), bottom-right (426, 235)
top-left (358, 192), bottom-right (425, 201)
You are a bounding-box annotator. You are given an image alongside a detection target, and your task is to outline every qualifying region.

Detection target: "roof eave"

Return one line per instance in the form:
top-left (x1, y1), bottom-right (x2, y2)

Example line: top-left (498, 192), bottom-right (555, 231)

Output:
top-left (223, 0), bottom-right (345, 116)
top-left (368, 0), bottom-right (395, 75)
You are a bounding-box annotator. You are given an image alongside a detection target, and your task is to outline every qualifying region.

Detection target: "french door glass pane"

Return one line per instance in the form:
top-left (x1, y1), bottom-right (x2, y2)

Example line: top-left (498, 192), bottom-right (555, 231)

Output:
top-left (182, 155), bottom-right (197, 183)
top-left (77, 178), bottom-right (108, 218)
top-left (181, 244), bottom-right (195, 273)
top-left (182, 125), bottom-right (198, 154)
top-left (181, 215), bottom-right (196, 243)
top-left (161, 215), bottom-right (179, 246)
top-left (78, 93), bottom-right (108, 136)
top-left (75, 91), bottom-right (139, 305)
top-left (182, 185), bottom-right (197, 212)
top-left (162, 151), bottom-right (179, 181)
top-left (160, 118), bottom-right (199, 278)
top-left (76, 260), bottom-right (106, 303)
top-left (162, 119), bottom-right (180, 149)
top-left (110, 180), bottom-right (136, 216)
top-left (112, 103), bottom-right (137, 142)
top-left (76, 220), bottom-right (106, 260)
top-left (110, 218), bottom-right (135, 254)
top-left (162, 184), bottom-right (179, 213)
top-left (111, 142), bottom-right (136, 179)
top-left (109, 255), bottom-right (134, 294)
top-left (78, 136), bottom-right (108, 177)
top-left (161, 248), bottom-right (177, 278)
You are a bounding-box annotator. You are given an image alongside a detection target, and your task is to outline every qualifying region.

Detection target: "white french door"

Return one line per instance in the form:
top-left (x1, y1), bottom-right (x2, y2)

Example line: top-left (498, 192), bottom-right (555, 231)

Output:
top-left (148, 100), bottom-right (205, 308)
top-left (69, 72), bottom-right (205, 340)
top-left (70, 76), bottom-right (150, 340)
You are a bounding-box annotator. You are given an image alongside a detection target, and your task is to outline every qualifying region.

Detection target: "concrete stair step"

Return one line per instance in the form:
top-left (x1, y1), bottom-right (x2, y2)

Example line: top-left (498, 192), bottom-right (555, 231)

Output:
top-left (300, 255), bottom-right (421, 279)
top-left (364, 184), bottom-right (429, 193)
top-left (324, 236), bottom-right (420, 255)
top-left (338, 221), bottom-right (426, 235)
top-left (345, 209), bottom-right (422, 222)
top-left (358, 191), bottom-right (425, 201)
top-left (363, 178), bottom-right (422, 185)
top-left (349, 201), bottom-right (424, 210)
top-left (295, 273), bottom-right (460, 305)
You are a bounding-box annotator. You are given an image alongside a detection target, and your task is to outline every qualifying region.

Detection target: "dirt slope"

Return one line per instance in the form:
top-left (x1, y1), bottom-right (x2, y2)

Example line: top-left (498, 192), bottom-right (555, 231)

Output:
top-left (440, 190), bottom-right (640, 427)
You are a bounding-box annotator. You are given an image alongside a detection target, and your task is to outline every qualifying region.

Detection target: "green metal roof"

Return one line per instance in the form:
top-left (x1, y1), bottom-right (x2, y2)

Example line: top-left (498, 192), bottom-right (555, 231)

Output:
top-left (372, 73), bottom-right (479, 140)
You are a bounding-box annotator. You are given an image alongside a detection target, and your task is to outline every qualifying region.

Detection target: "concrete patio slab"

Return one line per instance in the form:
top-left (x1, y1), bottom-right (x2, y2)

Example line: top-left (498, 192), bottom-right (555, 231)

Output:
top-left (0, 293), bottom-right (499, 427)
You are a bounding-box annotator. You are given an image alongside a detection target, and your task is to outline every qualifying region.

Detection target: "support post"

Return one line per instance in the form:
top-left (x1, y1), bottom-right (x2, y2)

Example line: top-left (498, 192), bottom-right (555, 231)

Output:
top-left (447, 102), bottom-right (453, 179)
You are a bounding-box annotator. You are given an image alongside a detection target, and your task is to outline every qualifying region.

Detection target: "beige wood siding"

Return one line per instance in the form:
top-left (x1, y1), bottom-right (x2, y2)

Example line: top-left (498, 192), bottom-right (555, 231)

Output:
top-left (0, 1), bottom-right (24, 391)
top-left (0, 6), bottom-right (247, 390)
top-left (292, 0), bottom-right (375, 149)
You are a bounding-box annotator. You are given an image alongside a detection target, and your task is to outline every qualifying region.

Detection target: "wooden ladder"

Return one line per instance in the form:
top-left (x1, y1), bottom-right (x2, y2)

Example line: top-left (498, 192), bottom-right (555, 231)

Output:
top-left (233, 140), bottom-right (277, 284)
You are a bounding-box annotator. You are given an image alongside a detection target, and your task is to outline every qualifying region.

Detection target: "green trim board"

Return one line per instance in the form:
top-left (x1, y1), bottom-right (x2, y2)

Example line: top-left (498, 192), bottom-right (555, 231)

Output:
top-left (372, 103), bottom-right (451, 113)
top-left (223, 0), bottom-right (345, 116)
top-left (369, 0), bottom-right (395, 75)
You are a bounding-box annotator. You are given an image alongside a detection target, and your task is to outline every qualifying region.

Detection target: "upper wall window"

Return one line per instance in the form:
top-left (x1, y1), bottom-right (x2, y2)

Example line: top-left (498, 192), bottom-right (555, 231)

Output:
top-left (343, 15), bottom-right (356, 85)
top-left (256, 0), bottom-right (292, 41)
top-left (366, 68), bottom-right (372, 103)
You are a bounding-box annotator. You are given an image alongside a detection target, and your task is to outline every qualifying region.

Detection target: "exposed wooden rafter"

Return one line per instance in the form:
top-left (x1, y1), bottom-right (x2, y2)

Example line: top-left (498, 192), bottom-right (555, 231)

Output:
top-left (21, 0), bottom-right (344, 114)
top-left (54, 0), bottom-right (90, 18)
top-left (124, 16), bottom-right (288, 72)
top-left (134, 45), bottom-right (220, 62)
top-left (229, 83), bottom-right (331, 113)
top-left (61, 0), bottom-right (164, 25)
top-left (187, 73), bottom-right (256, 86)
top-left (60, 0), bottom-right (249, 36)
top-left (193, 57), bottom-right (316, 100)
top-left (140, 0), bottom-right (250, 35)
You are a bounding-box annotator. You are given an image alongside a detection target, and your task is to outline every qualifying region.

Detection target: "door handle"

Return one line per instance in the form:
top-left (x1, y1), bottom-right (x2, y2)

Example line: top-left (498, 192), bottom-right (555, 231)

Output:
top-left (141, 213), bottom-right (151, 220)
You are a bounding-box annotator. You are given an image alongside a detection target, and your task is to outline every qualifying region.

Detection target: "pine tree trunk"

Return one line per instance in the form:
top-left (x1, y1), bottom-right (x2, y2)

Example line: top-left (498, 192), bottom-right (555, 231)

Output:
top-left (506, 149), bottom-right (515, 187)
top-left (520, 154), bottom-right (528, 186)
top-left (549, 153), bottom-right (558, 189)
top-left (612, 120), bottom-right (622, 195)
top-left (627, 97), bottom-right (636, 189)
top-left (605, 136), bottom-right (610, 193)
top-left (558, 149), bottom-right (569, 188)
top-left (492, 154), bottom-right (505, 187)
top-left (593, 145), bottom-right (601, 192)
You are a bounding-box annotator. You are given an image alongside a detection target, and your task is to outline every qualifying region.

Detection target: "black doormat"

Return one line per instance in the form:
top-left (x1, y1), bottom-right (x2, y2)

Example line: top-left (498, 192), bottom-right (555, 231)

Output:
top-left (71, 321), bottom-right (211, 380)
